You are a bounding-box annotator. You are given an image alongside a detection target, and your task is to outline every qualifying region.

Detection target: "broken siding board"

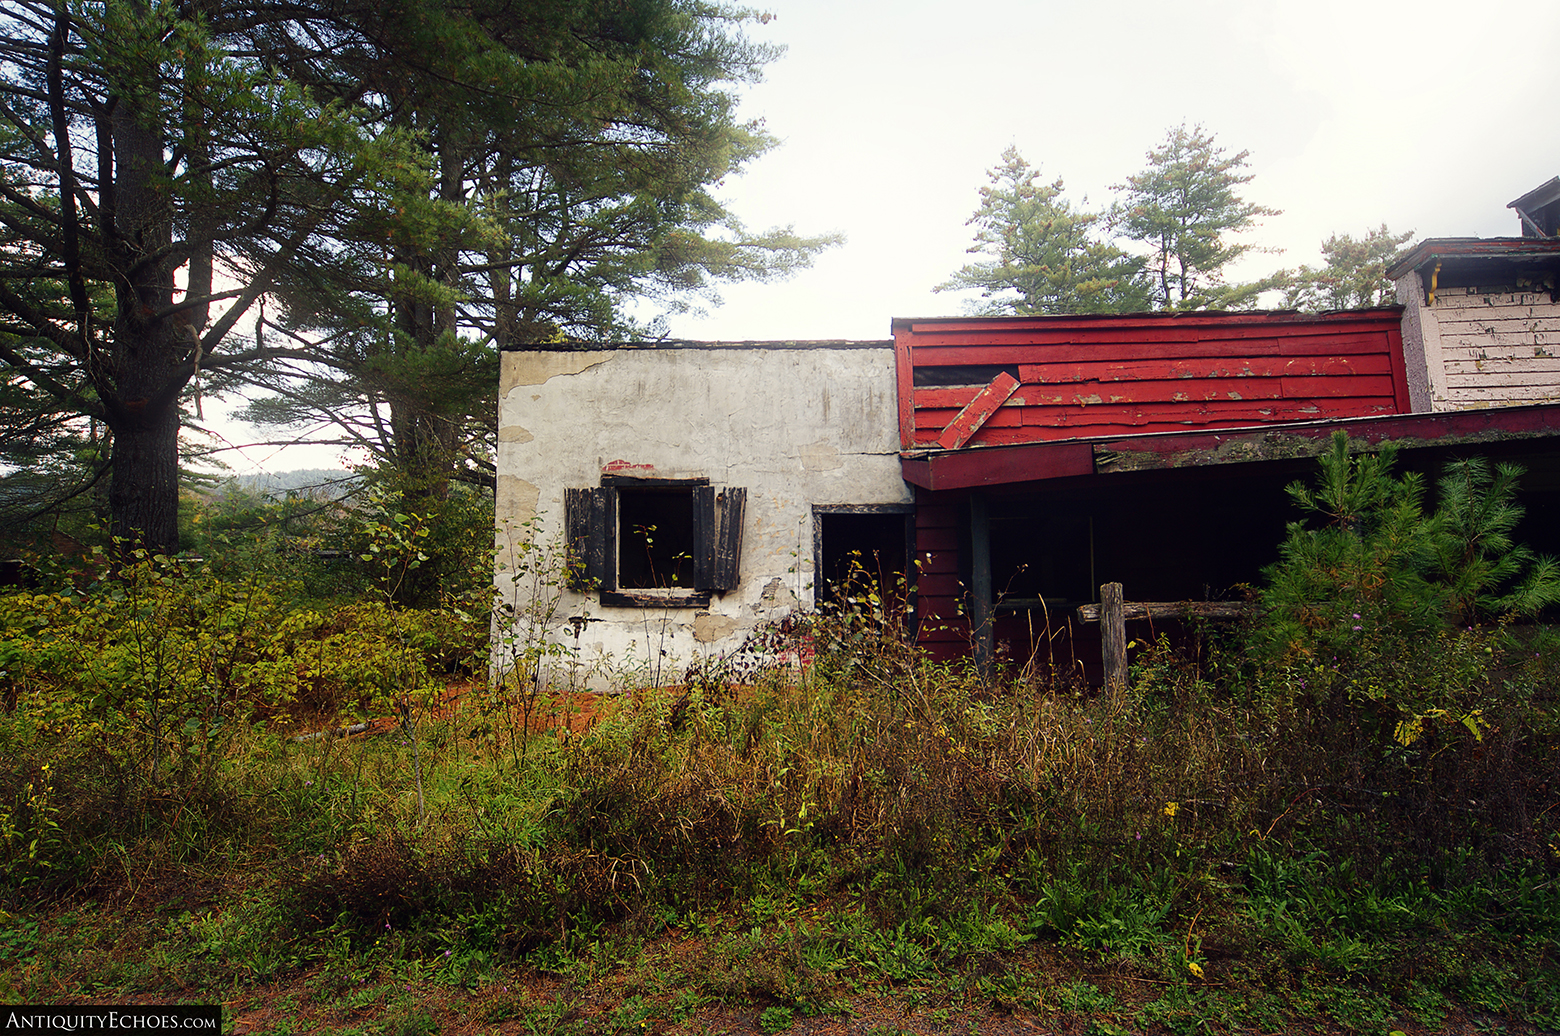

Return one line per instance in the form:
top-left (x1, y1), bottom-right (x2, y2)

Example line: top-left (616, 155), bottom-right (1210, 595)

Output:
top-left (1445, 387), bottom-right (1560, 402)
top-left (899, 312), bottom-right (1407, 456)
top-left (1446, 355), bottom-right (1560, 371)
top-left (1436, 304), bottom-right (1560, 324)
top-left (961, 412), bottom-right (1400, 446)
top-left (1446, 368), bottom-right (1560, 388)
top-left (914, 408), bottom-right (1022, 433)
top-left (1441, 346), bottom-right (1560, 365)
top-left (935, 371), bottom-right (1021, 449)
top-left (1438, 309), bottom-right (1560, 327)
top-left (895, 327), bottom-right (917, 448)
top-left (1441, 331), bottom-right (1560, 351)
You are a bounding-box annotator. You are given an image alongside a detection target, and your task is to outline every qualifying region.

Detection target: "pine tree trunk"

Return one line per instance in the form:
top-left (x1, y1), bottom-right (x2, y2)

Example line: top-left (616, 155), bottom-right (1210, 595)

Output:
top-left (103, 90), bottom-right (185, 554)
top-left (108, 391), bottom-right (182, 553)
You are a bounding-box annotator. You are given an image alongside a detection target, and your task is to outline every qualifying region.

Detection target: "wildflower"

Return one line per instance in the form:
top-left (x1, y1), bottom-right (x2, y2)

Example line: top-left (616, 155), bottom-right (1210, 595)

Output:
top-left (1353, 613), bottom-right (1361, 620)
top-left (1187, 961), bottom-right (1204, 979)
top-left (1352, 625), bottom-right (1362, 631)
top-left (1162, 801), bottom-right (1179, 818)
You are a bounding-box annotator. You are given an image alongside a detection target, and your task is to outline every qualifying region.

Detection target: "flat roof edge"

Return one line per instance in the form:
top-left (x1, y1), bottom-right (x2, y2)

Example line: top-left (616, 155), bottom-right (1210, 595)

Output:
top-left (890, 307), bottom-right (1404, 332)
top-left (499, 339), bottom-right (894, 353)
top-left (1386, 237), bottom-right (1560, 279)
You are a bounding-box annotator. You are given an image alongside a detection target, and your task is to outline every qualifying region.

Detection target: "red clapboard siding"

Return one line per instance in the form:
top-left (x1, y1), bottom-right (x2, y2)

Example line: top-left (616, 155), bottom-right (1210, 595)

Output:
top-left (909, 331), bottom-right (1395, 368)
top-left (1017, 353), bottom-right (1393, 383)
top-left (915, 499), bottom-right (970, 656)
top-left (916, 376), bottom-right (1393, 416)
top-left (898, 311), bottom-right (1408, 450)
top-left (916, 572), bottom-right (965, 597)
top-left (916, 527), bottom-right (959, 551)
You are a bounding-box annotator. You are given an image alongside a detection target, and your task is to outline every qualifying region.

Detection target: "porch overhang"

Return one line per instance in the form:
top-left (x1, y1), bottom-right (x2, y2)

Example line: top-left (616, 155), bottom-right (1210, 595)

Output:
top-left (900, 402), bottom-right (1560, 491)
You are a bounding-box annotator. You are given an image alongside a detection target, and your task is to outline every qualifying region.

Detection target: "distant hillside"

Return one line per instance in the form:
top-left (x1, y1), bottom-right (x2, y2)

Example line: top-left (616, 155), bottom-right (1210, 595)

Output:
top-left (213, 469), bottom-right (361, 500)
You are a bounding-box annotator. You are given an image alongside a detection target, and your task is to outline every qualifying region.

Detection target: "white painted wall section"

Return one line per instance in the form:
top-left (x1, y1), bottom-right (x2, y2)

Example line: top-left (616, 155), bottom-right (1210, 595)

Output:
top-left (494, 342), bottom-right (908, 690)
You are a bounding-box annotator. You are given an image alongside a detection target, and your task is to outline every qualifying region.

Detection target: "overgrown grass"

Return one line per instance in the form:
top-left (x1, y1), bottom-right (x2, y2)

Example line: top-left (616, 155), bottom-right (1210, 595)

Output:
top-left (1, 541), bottom-right (1558, 1033)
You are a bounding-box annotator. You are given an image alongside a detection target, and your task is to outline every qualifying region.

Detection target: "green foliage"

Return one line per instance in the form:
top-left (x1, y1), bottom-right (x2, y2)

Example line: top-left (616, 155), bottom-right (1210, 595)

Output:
top-left (0, 543), bottom-right (485, 882)
top-left (1, 496), bottom-right (1558, 1032)
top-left (233, 0), bottom-right (839, 495)
top-left (1110, 123), bottom-right (1284, 310)
top-left (947, 124), bottom-right (1289, 315)
top-left (0, 0), bottom-right (834, 548)
top-left (1282, 225), bottom-right (1415, 311)
top-left (938, 146), bottom-right (1151, 315)
top-left (1430, 455), bottom-right (1560, 623)
top-left (1250, 433), bottom-right (1560, 726)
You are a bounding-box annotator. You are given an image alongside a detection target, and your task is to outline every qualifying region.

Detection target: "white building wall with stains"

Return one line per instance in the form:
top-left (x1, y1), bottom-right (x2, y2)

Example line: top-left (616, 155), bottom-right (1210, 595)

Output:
top-left (1394, 251), bottom-right (1560, 412)
top-left (494, 341), bottom-right (908, 690)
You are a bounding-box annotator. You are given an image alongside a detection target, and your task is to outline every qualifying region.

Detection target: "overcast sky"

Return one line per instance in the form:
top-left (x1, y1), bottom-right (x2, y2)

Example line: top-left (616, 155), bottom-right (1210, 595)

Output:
top-left (217, 0), bottom-right (1560, 471)
top-left (658, 0), bottom-right (1560, 341)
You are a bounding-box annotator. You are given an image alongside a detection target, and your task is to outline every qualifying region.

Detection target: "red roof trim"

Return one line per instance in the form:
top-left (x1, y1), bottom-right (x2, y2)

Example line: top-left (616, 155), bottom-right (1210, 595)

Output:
top-left (901, 403), bottom-right (1560, 490)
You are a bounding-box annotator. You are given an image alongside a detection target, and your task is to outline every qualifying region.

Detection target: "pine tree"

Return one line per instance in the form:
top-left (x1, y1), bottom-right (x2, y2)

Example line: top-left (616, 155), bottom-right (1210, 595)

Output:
top-left (1253, 433), bottom-right (1560, 714)
top-left (1430, 457), bottom-right (1560, 623)
top-left (1110, 124), bottom-right (1282, 310)
top-left (1281, 225), bottom-right (1415, 311)
top-left (938, 147), bottom-right (1151, 315)
top-left (0, 0), bottom-right (834, 548)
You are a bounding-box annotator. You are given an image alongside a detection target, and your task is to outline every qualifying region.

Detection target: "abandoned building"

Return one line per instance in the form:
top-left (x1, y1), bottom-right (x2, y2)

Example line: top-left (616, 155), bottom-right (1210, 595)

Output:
top-left (495, 187), bottom-right (1560, 689)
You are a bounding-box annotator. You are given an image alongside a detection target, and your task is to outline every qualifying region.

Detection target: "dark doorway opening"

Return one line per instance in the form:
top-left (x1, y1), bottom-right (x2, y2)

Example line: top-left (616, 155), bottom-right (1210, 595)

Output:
top-left (814, 506), bottom-right (914, 605)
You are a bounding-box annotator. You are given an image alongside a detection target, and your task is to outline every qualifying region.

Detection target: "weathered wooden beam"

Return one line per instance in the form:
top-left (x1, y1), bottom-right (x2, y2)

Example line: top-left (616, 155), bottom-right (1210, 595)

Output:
top-left (1100, 582), bottom-right (1127, 697)
top-left (1074, 600), bottom-right (1252, 623)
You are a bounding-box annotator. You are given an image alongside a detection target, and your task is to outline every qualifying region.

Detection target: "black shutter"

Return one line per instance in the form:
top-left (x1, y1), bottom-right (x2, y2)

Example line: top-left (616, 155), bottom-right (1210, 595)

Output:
top-left (694, 486), bottom-right (745, 592)
top-left (564, 487), bottom-right (614, 590)
top-left (692, 485), bottom-right (716, 589)
top-left (713, 487), bottom-right (745, 591)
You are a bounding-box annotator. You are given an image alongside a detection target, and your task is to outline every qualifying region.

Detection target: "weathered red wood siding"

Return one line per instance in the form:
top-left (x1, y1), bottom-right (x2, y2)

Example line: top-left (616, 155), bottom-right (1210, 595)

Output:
top-left (913, 495), bottom-right (968, 659)
top-left (896, 310), bottom-right (1409, 450)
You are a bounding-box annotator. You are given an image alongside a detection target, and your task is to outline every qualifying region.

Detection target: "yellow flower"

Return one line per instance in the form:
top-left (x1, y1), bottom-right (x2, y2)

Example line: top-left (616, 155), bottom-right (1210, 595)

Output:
top-left (1162, 801), bottom-right (1179, 818)
top-left (1187, 960), bottom-right (1204, 979)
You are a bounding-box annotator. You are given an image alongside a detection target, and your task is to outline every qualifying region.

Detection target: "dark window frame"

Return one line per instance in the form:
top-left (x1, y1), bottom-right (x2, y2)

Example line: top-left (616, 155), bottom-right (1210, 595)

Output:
top-left (566, 476), bottom-right (746, 608)
top-left (812, 503), bottom-right (917, 614)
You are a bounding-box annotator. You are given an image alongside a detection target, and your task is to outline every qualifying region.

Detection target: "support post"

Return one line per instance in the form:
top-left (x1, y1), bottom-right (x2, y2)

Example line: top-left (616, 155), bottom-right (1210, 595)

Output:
top-left (1100, 581), bottom-right (1127, 696)
top-left (970, 493), bottom-right (992, 681)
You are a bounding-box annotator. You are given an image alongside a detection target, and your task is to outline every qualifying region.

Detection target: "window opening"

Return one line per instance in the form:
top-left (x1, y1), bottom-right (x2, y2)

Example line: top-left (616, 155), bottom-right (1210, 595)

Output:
top-left (565, 478), bottom-right (746, 607)
top-left (814, 506), bottom-right (914, 610)
top-left (618, 487), bottom-right (696, 589)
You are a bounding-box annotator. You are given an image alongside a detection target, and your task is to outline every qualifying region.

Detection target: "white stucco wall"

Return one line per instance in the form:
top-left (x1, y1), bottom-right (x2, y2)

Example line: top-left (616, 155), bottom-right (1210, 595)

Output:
top-left (1396, 272), bottom-right (1560, 411)
top-left (494, 342), bottom-right (908, 690)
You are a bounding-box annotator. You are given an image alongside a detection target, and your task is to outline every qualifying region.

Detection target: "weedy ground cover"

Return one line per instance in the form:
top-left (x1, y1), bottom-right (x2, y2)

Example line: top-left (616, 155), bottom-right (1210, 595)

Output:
top-left (3, 442), bottom-right (1560, 1033)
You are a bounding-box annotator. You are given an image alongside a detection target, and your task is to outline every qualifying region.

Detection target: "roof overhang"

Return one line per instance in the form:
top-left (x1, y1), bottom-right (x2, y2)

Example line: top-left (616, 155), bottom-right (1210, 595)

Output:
top-left (1385, 237), bottom-right (1560, 285)
top-left (901, 404), bottom-right (1560, 492)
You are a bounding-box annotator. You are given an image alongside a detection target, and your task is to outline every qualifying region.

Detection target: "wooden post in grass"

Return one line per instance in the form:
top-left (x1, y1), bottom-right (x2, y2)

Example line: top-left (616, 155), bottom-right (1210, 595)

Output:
top-left (1100, 582), bottom-right (1127, 697)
